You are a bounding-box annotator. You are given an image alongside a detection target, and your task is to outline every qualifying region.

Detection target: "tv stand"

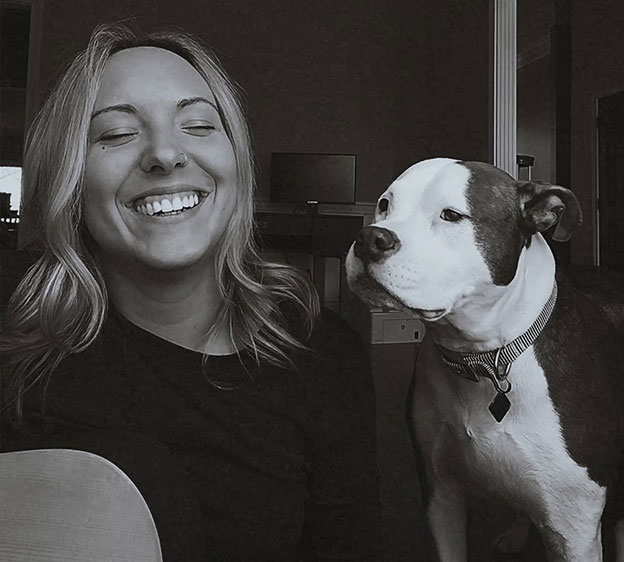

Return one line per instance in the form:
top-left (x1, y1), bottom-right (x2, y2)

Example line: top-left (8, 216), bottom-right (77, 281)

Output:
top-left (254, 210), bottom-right (369, 258)
top-left (254, 208), bottom-right (372, 311)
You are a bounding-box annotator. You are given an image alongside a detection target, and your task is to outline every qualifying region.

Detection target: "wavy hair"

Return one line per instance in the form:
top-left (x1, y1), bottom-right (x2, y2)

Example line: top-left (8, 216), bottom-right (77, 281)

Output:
top-left (2, 23), bottom-right (320, 418)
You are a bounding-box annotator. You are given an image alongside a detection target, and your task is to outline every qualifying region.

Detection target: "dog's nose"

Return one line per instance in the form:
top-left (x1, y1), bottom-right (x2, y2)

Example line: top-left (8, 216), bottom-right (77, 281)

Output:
top-left (354, 226), bottom-right (401, 262)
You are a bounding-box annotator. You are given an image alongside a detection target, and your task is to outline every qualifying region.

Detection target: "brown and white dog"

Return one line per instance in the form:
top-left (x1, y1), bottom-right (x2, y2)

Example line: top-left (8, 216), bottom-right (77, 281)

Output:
top-left (346, 158), bottom-right (623, 562)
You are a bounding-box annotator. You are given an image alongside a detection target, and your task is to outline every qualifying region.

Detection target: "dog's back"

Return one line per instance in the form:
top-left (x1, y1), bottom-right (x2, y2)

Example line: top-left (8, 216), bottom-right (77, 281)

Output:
top-left (563, 266), bottom-right (624, 561)
top-left (534, 270), bottom-right (623, 487)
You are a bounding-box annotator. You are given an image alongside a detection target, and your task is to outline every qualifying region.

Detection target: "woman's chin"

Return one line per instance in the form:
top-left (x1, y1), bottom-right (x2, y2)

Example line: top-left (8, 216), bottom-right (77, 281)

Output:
top-left (110, 246), bottom-right (217, 275)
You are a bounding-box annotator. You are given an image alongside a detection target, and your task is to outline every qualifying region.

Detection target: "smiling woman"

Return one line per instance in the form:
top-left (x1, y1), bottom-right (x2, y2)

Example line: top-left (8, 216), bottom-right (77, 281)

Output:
top-left (1, 23), bottom-right (382, 561)
top-left (84, 47), bottom-right (239, 280)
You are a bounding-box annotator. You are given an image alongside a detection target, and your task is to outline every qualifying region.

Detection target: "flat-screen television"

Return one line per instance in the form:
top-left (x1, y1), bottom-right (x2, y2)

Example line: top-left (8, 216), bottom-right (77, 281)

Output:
top-left (270, 153), bottom-right (356, 204)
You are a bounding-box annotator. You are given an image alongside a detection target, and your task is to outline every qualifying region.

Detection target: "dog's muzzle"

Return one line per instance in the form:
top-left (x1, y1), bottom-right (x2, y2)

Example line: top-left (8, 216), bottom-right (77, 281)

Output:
top-left (353, 226), bottom-right (401, 263)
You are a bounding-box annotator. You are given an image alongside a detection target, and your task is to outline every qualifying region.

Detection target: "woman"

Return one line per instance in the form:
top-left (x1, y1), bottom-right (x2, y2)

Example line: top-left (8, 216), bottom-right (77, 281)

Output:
top-left (1, 23), bottom-right (382, 561)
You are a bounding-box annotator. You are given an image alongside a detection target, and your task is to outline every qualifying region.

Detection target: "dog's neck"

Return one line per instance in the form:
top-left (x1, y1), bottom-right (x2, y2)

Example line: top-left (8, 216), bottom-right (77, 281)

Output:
top-left (426, 234), bottom-right (556, 353)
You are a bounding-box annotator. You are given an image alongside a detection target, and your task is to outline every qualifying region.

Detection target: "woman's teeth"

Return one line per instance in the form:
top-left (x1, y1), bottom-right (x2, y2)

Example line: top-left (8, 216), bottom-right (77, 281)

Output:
top-left (134, 192), bottom-right (201, 216)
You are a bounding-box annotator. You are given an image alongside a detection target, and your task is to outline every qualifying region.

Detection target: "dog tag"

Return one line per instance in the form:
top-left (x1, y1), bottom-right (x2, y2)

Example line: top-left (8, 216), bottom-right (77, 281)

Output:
top-left (489, 392), bottom-right (511, 422)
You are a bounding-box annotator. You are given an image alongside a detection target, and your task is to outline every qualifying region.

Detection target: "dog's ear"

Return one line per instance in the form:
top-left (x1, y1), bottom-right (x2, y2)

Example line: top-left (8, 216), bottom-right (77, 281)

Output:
top-left (518, 181), bottom-right (582, 242)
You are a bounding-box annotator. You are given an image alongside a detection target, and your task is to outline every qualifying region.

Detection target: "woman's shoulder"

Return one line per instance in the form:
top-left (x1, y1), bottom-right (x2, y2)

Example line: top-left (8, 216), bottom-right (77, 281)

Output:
top-left (281, 302), bottom-right (371, 388)
top-left (282, 305), bottom-right (375, 435)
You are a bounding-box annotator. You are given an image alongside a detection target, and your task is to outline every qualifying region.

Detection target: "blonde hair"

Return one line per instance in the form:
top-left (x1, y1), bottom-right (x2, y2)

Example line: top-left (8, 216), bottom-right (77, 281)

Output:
top-left (2, 23), bottom-right (320, 417)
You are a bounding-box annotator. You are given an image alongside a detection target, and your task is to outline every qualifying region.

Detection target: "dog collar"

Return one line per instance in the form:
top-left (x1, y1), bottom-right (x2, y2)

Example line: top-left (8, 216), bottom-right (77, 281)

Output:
top-left (436, 281), bottom-right (558, 422)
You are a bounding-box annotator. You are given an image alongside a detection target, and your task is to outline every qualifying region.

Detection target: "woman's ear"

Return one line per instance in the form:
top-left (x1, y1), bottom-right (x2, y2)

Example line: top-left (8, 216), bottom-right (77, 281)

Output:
top-left (518, 181), bottom-right (583, 242)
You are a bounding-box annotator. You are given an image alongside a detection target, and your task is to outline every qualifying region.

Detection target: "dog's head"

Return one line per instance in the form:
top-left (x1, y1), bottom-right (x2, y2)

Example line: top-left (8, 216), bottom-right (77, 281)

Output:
top-left (345, 158), bottom-right (582, 321)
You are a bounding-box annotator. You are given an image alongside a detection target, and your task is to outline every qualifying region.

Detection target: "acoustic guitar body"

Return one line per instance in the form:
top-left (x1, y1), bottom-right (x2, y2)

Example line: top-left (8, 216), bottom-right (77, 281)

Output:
top-left (0, 448), bottom-right (162, 562)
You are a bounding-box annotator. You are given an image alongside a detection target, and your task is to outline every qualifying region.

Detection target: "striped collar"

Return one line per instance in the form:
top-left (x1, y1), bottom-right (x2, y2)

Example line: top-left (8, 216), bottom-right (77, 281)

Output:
top-left (436, 281), bottom-right (558, 384)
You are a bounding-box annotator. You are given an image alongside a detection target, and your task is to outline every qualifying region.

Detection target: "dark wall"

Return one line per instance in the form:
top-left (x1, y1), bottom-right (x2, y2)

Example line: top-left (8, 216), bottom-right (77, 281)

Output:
top-left (518, 55), bottom-right (556, 183)
top-left (417, 1), bottom-right (492, 166)
top-left (0, 3), bottom-right (30, 166)
top-left (517, 0), bottom-right (555, 52)
top-left (27, 0), bottom-right (492, 203)
top-left (569, 0), bottom-right (624, 265)
top-left (516, 0), bottom-right (556, 184)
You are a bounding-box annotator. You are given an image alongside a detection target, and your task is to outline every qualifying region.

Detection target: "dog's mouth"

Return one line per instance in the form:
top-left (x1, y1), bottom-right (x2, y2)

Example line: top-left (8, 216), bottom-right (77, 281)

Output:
top-left (350, 273), bottom-right (449, 322)
top-left (413, 308), bottom-right (447, 321)
top-left (349, 274), bottom-right (402, 309)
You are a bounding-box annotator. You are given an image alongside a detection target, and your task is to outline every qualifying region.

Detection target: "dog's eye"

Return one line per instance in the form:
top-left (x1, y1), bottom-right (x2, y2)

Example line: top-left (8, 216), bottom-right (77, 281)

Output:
top-left (440, 209), bottom-right (463, 222)
top-left (378, 198), bottom-right (389, 213)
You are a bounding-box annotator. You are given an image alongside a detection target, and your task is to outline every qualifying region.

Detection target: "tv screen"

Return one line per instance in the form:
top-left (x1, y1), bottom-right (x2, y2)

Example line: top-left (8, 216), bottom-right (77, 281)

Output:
top-left (270, 153), bottom-right (356, 204)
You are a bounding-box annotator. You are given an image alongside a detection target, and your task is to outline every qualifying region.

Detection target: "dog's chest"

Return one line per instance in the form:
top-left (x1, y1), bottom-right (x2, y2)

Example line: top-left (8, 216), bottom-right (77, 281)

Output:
top-left (413, 343), bottom-right (603, 509)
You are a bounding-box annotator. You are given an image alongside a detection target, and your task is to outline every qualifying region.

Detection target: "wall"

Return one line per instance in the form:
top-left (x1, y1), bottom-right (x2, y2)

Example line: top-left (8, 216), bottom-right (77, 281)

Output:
top-left (26, 0), bottom-right (492, 205)
top-left (516, 0), bottom-right (556, 183)
top-left (0, 3), bottom-right (30, 167)
top-left (418, 0), bottom-right (492, 166)
top-left (514, 0), bottom-right (623, 265)
top-left (517, 54), bottom-right (556, 182)
top-left (570, 0), bottom-right (624, 265)
top-left (517, 0), bottom-right (555, 50)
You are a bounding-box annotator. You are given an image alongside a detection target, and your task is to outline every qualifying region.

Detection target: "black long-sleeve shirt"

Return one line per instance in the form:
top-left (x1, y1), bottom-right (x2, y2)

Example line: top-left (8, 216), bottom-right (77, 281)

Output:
top-left (2, 302), bottom-right (382, 561)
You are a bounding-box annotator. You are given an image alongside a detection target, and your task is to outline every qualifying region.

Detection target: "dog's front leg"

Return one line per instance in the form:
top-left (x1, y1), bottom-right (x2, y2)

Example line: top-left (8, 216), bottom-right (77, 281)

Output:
top-left (427, 478), bottom-right (467, 562)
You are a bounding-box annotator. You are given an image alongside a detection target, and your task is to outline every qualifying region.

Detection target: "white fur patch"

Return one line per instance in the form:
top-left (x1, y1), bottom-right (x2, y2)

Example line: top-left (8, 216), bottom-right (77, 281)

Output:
top-left (412, 341), bottom-right (606, 557)
top-left (348, 158), bottom-right (495, 315)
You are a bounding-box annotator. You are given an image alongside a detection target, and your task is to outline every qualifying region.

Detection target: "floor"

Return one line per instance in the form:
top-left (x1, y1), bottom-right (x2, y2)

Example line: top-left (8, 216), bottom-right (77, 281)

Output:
top-left (367, 343), bottom-right (550, 562)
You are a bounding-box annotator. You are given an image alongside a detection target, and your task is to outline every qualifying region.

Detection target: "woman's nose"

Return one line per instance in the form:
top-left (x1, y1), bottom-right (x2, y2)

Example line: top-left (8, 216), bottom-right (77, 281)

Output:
top-left (140, 133), bottom-right (188, 174)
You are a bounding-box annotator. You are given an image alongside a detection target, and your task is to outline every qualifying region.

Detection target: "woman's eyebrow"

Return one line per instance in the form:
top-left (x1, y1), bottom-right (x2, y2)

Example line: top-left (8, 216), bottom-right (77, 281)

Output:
top-left (91, 104), bottom-right (136, 120)
top-left (177, 97), bottom-right (218, 111)
top-left (90, 98), bottom-right (218, 121)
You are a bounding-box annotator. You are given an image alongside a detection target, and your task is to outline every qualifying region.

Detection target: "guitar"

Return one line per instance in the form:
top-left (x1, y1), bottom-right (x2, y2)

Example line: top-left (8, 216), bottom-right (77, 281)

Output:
top-left (0, 448), bottom-right (162, 562)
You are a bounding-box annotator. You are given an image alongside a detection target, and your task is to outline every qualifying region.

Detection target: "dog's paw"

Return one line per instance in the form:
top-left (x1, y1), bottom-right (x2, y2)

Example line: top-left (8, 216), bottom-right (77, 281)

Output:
top-left (494, 513), bottom-right (531, 554)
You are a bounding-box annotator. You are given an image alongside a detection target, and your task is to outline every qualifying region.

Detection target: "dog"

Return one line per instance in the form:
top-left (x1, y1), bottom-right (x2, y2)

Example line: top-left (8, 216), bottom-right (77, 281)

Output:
top-left (346, 158), bottom-right (623, 562)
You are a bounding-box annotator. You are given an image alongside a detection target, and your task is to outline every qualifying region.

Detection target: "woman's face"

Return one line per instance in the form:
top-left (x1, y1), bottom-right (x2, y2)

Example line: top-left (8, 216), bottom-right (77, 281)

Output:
top-left (84, 46), bottom-right (238, 272)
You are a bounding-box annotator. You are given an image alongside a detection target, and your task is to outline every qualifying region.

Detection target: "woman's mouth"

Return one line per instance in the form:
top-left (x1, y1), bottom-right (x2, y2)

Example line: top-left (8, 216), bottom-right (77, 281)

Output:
top-left (129, 190), bottom-right (208, 216)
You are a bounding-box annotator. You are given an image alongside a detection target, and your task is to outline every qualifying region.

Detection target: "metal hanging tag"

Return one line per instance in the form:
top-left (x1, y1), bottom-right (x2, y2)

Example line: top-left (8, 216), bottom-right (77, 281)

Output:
top-left (487, 356), bottom-right (512, 422)
top-left (489, 391), bottom-right (511, 422)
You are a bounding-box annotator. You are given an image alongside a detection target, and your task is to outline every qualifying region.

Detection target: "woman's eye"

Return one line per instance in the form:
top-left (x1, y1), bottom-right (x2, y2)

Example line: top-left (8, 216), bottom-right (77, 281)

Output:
top-left (183, 122), bottom-right (216, 135)
top-left (440, 209), bottom-right (464, 222)
top-left (98, 131), bottom-right (137, 144)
